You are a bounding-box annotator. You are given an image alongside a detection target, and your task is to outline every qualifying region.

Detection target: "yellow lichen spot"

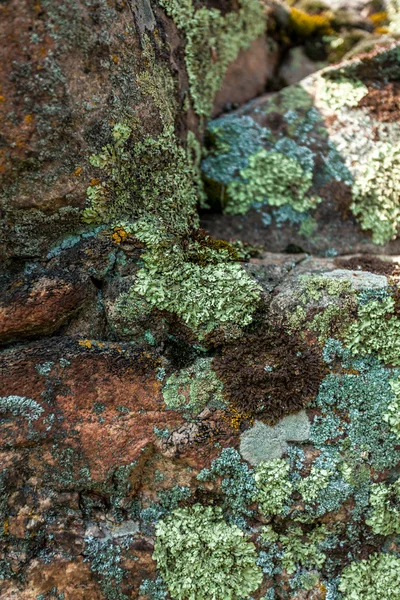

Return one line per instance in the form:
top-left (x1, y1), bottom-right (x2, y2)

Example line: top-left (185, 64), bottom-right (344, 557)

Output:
top-left (0, 95), bottom-right (5, 102)
top-left (289, 7), bottom-right (331, 37)
top-left (78, 339), bottom-right (93, 349)
top-left (112, 226), bottom-right (128, 244)
top-left (3, 520), bottom-right (9, 535)
top-left (90, 178), bottom-right (100, 186)
top-left (370, 11), bottom-right (388, 25)
top-left (374, 26), bottom-right (390, 33)
top-left (74, 166), bottom-right (82, 176)
top-left (24, 114), bottom-right (34, 124)
top-left (112, 54), bottom-right (119, 64)
top-left (225, 407), bottom-right (253, 430)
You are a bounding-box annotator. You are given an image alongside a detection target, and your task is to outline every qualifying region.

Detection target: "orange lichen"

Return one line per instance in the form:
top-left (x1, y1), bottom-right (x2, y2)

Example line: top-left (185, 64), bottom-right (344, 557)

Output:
top-left (74, 166), bottom-right (82, 177)
top-left (112, 226), bottom-right (128, 244)
top-left (369, 11), bottom-right (388, 25)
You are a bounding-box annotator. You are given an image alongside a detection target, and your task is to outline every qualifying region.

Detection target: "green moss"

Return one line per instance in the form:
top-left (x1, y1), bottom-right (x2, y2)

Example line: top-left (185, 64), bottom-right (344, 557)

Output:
top-left (225, 150), bottom-right (321, 215)
top-left (162, 357), bottom-right (225, 415)
top-left (366, 479), bottom-right (400, 535)
top-left (350, 142), bottom-right (400, 244)
top-left (344, 296), bottom-right (400, 366)
top-left (153, 504), bottom-right (263, 600)
top-left (339, 553), bottom-right (400, 600)
top-left (254, 459), bottom-right (293, 516)
top-left (158, 0), bottom-right (266, 118)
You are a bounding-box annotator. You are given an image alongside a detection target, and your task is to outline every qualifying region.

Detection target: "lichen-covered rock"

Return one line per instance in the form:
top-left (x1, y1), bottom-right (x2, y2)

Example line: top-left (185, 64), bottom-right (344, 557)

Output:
top-left (201, 42), bottom-right (400, 255)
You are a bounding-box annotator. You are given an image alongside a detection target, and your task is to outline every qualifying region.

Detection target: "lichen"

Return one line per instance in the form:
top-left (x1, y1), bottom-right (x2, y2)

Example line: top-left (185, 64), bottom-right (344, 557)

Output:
top-left (226, 150), bottom-right (321, 215)
top-left (338, 553), bottom-right (400, 600)
top-left (344, 296), bottom-right (400, 366)
top-left (366, 479), bottom-right (400, 535)
top-left (162, 357), bottom-right (225, 415)
top-left (153, 504), bottom-right (262, 600)
top-left (254, 459), bottom-right (293, 516)
top-left (0, 396), bottom-right (44, 421)
top-left (158, 0), bottom-right (266, 118)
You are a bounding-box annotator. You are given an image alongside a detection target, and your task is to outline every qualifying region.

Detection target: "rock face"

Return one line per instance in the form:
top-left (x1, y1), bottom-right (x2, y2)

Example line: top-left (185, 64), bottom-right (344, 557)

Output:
top-left (2, 1), bottom-right (400, 600)
top-left (202, 43), bottom-right (400, 255)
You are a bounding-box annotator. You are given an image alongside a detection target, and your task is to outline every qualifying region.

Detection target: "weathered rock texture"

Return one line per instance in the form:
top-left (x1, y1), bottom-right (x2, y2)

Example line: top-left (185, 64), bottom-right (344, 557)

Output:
top-left (1, 1), bottom-right (400, 599)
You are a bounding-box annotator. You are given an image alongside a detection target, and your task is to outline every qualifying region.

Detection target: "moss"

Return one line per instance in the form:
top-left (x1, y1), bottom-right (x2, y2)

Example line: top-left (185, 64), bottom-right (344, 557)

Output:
top-left (213, 324), bottom-right (325, 422)
top-left (225, 150), bottom-right (321, 215)
top-left (366, 479), bottom-right (400, 535)
top-left (350, 142), bottom-right (400, 244)
top-left (162, 357), bottom-right (225, 416)
top-left (254, 459), bottom-right (293, 516)
top-left (153, 504), bottom-right (263, 600)
top-left (338, 553), bottom-right (400, 600)
top-left (158, 0), bottom-right (266, 118)
top-left (344, 296), bottom-right (400, 366)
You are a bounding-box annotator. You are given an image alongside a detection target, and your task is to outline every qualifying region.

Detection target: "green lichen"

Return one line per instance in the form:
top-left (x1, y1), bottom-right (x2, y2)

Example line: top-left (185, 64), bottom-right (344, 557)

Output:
top-left (297, 464), bottom-right (334, 504)
top-left (131, 236), bottom-right (261, 338)
top-left (153, 504), bottom-right (263, 600)
top-left (279, 524), bottom-right (327, 574)
top-left (344, 296), bottom-right (400, 366)
top-left (366, 479), bottom-right (400, 535)
top-left (82, 124), bottom-right (199, 234)
top-left (350, 142), bottom-right (400, 244)
top-left (254, 459), bottom-right (293, 516)
top-left (162, 357), bottom-right (225, 415)
top-left (338, 553), bottom-right (400, 600)
top-left (318, 76), bottom-right (368, 111)
top-left (226, 150), bottom-right (321, 215)
top-left (0, 396), bottom-right (44, 421)
top-left (384, 376), bottom-right (400, 436)
top-left (158, 0), bottom-right (266, 118)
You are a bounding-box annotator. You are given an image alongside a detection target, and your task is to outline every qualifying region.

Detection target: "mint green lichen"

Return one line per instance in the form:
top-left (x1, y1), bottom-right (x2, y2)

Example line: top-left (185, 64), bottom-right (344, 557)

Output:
top-left (279, 525), bottom-right (327, 574)
top-left (344, 296), bottom-right (400, 366)
top-left (132, 242), bottom-right (261, 338)
top-left (226, 150), bottom-right (320, 215)
top-left (318, 76), bottom-right (368, 111)
top-left (153, 504), bottom-right (262, 600)
top-left (384, 377), bottom-right (400, 436)
top-left (338, 553), bottom-right (400, 600)
top-left (366, 479), bottom-right (400, 535)
top-left (158, 0), bottom-right (266, 118)
top-left (162, 357), bottom-right (224, 415)
top-left (254, 459), bottom-right (293, 516)
top-left (297, 464), bottom-right (334, 504)
top-left (350, 142), bottom-right (400, 244)
top-left (83, 124), bottom-right (199, 234)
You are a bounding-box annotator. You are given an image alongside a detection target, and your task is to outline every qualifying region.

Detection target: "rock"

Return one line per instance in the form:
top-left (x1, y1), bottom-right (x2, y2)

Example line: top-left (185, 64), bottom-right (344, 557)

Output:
top-left (201, 42), bottom-right (400, 255)
top-left (212, 35), bottom-right (280, 117)
top-left (279, 47), bottom-right (327, 87)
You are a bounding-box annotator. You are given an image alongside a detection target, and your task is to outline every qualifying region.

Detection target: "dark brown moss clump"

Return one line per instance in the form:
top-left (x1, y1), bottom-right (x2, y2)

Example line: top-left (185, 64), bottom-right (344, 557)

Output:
top-left (212, 325), bottom-right (325, 424)
top-left (334, 255), bottom-right (400, 277)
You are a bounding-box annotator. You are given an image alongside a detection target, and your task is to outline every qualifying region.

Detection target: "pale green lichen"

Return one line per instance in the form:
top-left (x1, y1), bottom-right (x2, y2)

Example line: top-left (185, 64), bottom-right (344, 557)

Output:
top-left (82, 124), bottom-right (199, 233)
top-left (158, 0), bottom-right (266, 118)
top-left (366, 479), bottom-right (400, 535)
top-left (162, 357), bottom-right (225, 415)
top-left (254, 459), bottom-right (293, 515)
top-left (131, 236), bottom-right (261, 338)
top-left (297, 464), bottom-right (334, 504)
top-left (226, 150), bottom-right (320, 215)
top-left (318, 76), bottom-right (368, 111)
top-left (153, 504), bottom-right (262, 600)
top-left (384, 376), bottom-right (400, 436)
top-left (350, 142), bottom-right (400, 244)
top-left (338, 553), bottom-right (400, 600)
top-left (344, 296), bottom-right (400, 366)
